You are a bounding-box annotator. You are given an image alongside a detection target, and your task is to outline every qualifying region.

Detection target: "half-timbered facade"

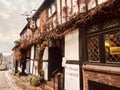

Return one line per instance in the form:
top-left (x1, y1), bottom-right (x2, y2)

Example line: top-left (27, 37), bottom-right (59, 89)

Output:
top-left (13, 0), bottom-right (120, 90)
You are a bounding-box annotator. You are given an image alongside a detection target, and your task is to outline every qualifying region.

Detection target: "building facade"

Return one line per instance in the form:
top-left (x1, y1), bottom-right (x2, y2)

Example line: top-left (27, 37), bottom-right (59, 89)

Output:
top-left (13, 0), bottom-right (120, 90)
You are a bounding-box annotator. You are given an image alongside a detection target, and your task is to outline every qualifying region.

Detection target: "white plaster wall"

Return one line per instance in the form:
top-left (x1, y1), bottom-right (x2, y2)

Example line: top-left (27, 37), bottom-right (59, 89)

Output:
top-left (25, 59), bottom-right (30, 74)
top-left (30, 46), bottom-right (35, 74)
top-left (66, 0), bottom-right (72, 20)
top-left (73, 0), bottom-right (78, 14)
top-left (88, 0), bottom-right (96, 10)
top-left (61, 0), bottom-right (66, 23)
top-left (43, 47), bottom-right (48, 80)
top-left (43, 47), bottom-right (48, 60)
top-left (18, 61), bottom-right (21, 72)
top-left (57, 0), bottom-right (61, 24)
top-left (43, 62), bottom-right (48, 80)
top-left (33, 61), bottom-right (38, 76)
top-left (65, 29), bottom-right (79, 60)
top-left (52, 4), bottom-right (56, 14)
top-left (65, 64), bottom-right (80, 90)
top-left (30, 60), bottom-right (33, 74)
top-left (31, 46), bottom-right (35, 59)
top-left (18, 67), bottom-right (21, 72)
top-left (98, 0), bottom-right (107, 5)
top-left (79, 2), bottom-right (86, 13)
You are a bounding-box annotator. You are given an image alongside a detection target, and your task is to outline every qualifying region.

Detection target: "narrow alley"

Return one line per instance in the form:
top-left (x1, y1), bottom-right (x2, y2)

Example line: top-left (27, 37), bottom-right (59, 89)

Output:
top-left (0, 71), bottom-right (22, 90)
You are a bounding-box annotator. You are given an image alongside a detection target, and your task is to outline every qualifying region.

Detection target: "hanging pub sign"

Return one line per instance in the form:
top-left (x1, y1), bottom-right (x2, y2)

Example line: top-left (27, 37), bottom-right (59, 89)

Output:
top-left (27, 18), bottom-right (37, 32)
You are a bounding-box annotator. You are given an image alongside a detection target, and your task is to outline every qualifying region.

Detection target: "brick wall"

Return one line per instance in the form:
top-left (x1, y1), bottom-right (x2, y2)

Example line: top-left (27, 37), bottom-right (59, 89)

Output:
top-left (82, 64), bottom-right (120, 90)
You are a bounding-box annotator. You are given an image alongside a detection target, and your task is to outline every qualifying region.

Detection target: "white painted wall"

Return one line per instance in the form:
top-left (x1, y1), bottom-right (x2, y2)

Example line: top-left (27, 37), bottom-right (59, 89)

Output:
top-left (33, 61), bottom-right (39, 76)
top-left (79, 2), bottom-right (86, 13)
top-left (43, 62), bottom-right (48, 80)
top-left (64, 29), bottom-right (80, 90)
top-left (98, 0), bottom-right (107, 5)
top-left (65, 29), bottom-right (79, 60)
top-left (25, 59), bottom-right (30, 74)
top-left (30, 46), bottom-right (35, 74)
top-left (57, 0), bottom-right (61, 24)
top-left (43, 47), bottom-right (48, 60)
top-left (88, 0), bottom-right (96, 10)
top-left (65, 64), bottom-right (80, 90)
top-left (30, 60), bottom-right (33, 74)
top-left (43, 47), bottom-right (48, 80)
top-left (66, 0), bottom-right (72, 20)
top-left (61, 0), bottom-right (66, 23)
top-left (31, 46), bottom-right (35, 59)
top-left (73, 0), bottom-right (78, 14)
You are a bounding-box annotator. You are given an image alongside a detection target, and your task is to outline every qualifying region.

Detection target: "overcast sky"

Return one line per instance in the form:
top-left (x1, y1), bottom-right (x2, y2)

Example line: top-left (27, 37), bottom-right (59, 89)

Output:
top-left (0, 0), bottom-right (44, 56)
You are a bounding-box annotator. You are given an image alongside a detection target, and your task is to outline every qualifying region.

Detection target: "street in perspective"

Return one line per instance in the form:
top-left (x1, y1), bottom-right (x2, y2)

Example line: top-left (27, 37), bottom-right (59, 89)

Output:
top-left (0, 71), bottom-right (22, 90)
top-left (0, 0), bottom-right (120, 90)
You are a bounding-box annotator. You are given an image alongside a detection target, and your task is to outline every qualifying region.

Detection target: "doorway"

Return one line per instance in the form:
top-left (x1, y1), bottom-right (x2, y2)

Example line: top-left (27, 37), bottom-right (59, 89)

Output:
top-left (48, 38), bottom-right (64, 80)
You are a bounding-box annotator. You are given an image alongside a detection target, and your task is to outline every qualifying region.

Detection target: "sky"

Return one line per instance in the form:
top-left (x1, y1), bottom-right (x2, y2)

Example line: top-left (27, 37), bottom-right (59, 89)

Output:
top-left (0, 0), bottom-right (44, 56)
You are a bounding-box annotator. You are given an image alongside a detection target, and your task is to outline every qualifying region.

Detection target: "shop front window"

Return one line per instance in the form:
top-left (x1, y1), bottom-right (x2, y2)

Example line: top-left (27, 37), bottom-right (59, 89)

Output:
top-left (85, 18), bottom-right (120, 64)
top-left (104, 31), bottom-right (120, 63)
top-left (87, 36), bottom-right (100, 62)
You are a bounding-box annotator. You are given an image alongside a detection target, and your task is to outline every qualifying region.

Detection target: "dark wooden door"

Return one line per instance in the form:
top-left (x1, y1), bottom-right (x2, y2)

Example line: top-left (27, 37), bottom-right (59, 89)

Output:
top-left (48, 46), bottom-right (62, 80)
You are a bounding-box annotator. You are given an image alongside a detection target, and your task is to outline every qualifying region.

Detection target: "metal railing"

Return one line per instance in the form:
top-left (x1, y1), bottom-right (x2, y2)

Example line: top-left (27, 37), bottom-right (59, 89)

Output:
top-left (52, 66), bottom-right (62, 90)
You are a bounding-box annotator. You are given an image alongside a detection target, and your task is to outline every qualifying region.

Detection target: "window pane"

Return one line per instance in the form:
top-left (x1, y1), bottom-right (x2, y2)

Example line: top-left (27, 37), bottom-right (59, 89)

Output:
top-left (102, 18), bottom-right (119, 30)
top-left (87, 36), bottom-right (100, 62)
top-left (87, 24), bottom-right (99, 33)
top-left (104, 31), bottom-right (120, 63)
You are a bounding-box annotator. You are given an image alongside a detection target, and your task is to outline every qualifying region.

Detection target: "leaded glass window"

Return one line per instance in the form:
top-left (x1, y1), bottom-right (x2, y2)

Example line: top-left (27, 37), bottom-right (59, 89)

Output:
top-left (87, 36), bottom-right (100, 62)
top-left (87, 24), bottom-right (99, 33)
top-left (85, 17), bottom-right (120, 64)
top-left (102, 18), bottom-right (120, 30)
top-left (104, 31), bottom-right (120, 63)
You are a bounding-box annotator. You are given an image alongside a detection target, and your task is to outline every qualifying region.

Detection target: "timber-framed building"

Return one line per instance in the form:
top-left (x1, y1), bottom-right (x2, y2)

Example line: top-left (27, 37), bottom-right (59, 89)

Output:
top-left (12, 0), bottom-right (120, 90)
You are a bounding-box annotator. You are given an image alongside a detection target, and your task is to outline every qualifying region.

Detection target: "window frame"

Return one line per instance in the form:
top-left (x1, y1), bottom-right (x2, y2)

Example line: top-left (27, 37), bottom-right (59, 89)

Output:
top-left (85, 18), bottom-right (120, 65)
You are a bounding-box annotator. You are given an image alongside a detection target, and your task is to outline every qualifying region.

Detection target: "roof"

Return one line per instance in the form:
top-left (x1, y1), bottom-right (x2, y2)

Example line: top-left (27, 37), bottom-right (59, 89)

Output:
top-left (20, 0), bottom-right (55, 35)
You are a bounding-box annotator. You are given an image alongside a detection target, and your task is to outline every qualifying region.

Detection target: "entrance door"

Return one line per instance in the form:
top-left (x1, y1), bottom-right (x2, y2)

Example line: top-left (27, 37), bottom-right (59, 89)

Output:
top-left (48, 39), bottom-right (64, 80)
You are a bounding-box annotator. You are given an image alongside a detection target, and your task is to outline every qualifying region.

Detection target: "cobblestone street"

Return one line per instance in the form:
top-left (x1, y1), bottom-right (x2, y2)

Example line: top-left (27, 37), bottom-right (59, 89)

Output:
top-left (0, 71), bottom-right (22, 90)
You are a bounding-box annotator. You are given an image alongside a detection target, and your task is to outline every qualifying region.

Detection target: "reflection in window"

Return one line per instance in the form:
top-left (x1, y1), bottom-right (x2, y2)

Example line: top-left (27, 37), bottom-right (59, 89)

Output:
top-left (105, 31), bottom-right (120, 63)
